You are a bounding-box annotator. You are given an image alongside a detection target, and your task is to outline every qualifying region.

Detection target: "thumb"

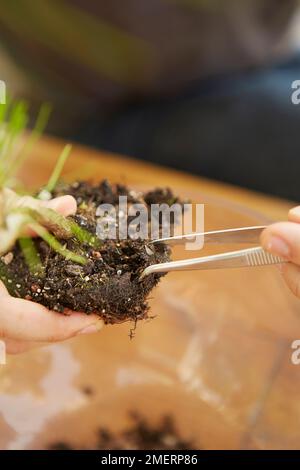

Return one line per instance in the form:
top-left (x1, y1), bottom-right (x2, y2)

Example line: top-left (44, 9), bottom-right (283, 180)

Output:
top-left (25, 195), bottom-right (77, 237)
top-left (260, 222), bottom-right (300, 265)
top-left (42, 195), bottom-right (77, 217)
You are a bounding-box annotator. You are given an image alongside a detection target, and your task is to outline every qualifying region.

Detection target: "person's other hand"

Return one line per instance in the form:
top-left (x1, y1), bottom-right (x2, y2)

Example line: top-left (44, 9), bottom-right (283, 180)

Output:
top-left (261, 206), bottom-right (300, 299)
top-left (0, 195), bottom-right (103, 354)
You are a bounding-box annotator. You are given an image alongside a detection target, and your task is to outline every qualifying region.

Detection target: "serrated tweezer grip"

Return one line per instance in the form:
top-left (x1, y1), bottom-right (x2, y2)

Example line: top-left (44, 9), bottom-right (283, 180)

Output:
top-left (140, 247), bottom-right (286, 279)
top-left (244, 248), bottom-right (283, 267)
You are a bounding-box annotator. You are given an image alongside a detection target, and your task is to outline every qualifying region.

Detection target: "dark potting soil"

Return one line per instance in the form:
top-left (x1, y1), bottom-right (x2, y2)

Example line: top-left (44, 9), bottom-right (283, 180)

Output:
top-left (0, 181), bottom-right (181, 324)
top-left (49, 413), bottom-right (193, 450)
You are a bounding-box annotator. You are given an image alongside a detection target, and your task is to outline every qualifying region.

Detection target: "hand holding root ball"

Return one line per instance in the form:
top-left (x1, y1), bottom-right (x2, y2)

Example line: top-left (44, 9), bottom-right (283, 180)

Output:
top-left (0, 195), bottom-right (103, 355)
top-left (261, 206), bottom-right (300, 299)
top-left (0, 181), bottom-right (175, 355)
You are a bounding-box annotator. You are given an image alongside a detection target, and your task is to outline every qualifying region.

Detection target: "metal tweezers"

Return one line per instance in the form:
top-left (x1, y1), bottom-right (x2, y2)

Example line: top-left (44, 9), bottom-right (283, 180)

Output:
top-left (140, 226), bottom-right (286, 278)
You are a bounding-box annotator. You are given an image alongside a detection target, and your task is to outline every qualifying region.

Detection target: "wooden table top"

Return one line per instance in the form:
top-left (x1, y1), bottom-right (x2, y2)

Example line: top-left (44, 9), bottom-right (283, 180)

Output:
top-left (22, 134), bottom-right (294, 221)
top-left (1, 134), bottom-right (299, 450)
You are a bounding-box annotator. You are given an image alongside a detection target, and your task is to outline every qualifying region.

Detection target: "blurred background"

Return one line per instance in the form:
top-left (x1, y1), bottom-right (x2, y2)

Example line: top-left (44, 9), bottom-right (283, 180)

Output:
top-left (1, 0), bottom-right (300, 200)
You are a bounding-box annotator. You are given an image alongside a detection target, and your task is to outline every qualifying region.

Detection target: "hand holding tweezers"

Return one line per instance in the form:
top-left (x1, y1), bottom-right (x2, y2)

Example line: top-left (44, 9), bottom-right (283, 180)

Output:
top-left (140, 226), bottom-right (286, 278)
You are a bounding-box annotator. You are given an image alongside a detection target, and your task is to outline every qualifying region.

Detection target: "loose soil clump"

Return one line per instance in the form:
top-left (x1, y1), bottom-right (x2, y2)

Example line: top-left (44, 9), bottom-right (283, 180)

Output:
top-left (49, 413), bottom-right (193, 450)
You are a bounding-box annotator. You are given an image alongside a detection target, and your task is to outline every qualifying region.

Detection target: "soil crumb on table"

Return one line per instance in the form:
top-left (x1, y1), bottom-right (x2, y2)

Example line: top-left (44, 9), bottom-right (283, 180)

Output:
top-left (1, 181), bottom-right (182, 325)
top-left (48, 413), bottom-right (193, 450)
